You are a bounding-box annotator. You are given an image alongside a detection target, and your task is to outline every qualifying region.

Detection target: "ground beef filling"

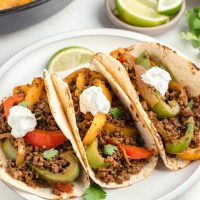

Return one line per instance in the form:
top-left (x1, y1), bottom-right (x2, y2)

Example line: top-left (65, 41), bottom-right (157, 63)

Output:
top-left (122, 57), bottom-right (200, 145)
top-left (0, 104), bottom-right (11, 134)
top-left (7, 138), bottom-right (72, 190)
top-left (32, 98), bottom-right (59, 131)
top-left (68, 70), bottom-right (147, 184)
top-left (96, 132), bottom-right (144, 184)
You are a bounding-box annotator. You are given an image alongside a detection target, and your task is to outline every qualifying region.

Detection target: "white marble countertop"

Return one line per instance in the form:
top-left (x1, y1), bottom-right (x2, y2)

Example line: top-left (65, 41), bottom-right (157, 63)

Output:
top-left (0, 0), bottom-right (199, 199)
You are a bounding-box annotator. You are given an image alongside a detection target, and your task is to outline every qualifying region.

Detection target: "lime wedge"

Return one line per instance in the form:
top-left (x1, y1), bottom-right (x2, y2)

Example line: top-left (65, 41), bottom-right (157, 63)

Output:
top-left (115, 0), bottom-right (169, 27)
top-left (140, 0), bottom-right (158, 10)
top-left (158, 0), bottom-right (183, 16)
top-left (47, 47), bottom-right (94, 74)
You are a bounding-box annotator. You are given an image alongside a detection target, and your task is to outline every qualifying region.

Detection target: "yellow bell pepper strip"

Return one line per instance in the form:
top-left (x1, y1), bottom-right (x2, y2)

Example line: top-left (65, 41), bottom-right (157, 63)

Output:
top-left (104, 122), bottom-right (137, 137)
top-left (13, 84), bottom-right (31, 95)
top-left (25, 77), bottom-right (44, 108)
top-left (93, 79), bottom-right (112, 103)
top-left (30, 151), bottom-right (80, 183)
top-left (177, 144), bottom-right (200, 160)
top-left (64, 68), bottom-right (90, 84)
top-left (165, 116), bottom-right (194, 154)
top-left (83, 113), bottom-right (107, 145)
top-left (86, 138), bottom-right (109, 170)
top-left (76, 72), bottom-right (87, 90)
top-left (16, 139), bottom-right (25, 166)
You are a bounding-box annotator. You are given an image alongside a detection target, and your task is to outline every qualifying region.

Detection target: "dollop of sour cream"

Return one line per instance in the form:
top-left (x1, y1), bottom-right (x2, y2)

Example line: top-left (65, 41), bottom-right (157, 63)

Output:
top-left (79, 86), bottom-right (111, 116)
top-left (8, 106), bottom-right (37, 138)
top-left (141, 67), bottom-right (171, 96)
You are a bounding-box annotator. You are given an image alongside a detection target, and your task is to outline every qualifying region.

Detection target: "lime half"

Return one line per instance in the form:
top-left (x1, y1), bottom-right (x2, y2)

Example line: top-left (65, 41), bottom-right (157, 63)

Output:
top-left (158, 0), bottom-right (183, 16)
top-left (47, 47), bottom-right (94, 74)
top-left (115, 0), bottom-right (169, 27)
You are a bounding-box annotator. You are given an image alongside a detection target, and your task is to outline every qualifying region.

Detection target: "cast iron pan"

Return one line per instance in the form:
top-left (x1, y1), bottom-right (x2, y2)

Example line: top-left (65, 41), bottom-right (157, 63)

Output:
top-left (0, 0), bottom-right (72, 34)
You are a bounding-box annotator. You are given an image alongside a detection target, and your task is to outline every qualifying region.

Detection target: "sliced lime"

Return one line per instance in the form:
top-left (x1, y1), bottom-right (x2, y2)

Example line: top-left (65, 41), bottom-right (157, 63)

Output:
top-left (115, 0), bottom-right (169, 27)
top-left (47, 47), bottom-right (94, 74)
top-left (140, 0), bottom-right (158, 10)
top-left (158, 0), bottom-right (183, 16)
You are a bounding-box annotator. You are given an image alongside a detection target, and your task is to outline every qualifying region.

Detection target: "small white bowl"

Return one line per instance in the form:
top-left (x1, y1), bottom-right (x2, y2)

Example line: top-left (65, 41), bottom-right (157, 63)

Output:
top-left (105, 0), bottom-right (186, 36)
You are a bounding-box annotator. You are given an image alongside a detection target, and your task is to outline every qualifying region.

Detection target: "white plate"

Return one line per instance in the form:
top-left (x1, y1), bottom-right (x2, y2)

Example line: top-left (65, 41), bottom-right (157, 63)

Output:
top-left (0, 28), bottom-right (199, 200)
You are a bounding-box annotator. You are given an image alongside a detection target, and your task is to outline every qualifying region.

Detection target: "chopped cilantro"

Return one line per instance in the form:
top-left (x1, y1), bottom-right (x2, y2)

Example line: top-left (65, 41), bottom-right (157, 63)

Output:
top-left (103, 144), bottom-right (118, 156)
top-left (18, 101), bottom-right (28, 108)
top-left (109, 108), bottom-right (121, 119)
top-left (187, 99), bottom-right (194, 109)
top-left (43, 148), bottom-right (58, 161)
top-left (180, 7), bottom-right (200, 49)
top-left (83, 183), bottom-right (106, 200)
top-left (136, 51), bottom-right (151, 69)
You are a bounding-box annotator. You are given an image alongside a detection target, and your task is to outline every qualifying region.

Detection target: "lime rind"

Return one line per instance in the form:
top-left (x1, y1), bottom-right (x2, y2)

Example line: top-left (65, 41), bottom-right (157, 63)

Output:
top-left (116, 0), bottom-right (169, 27)
top-left (158, 0), bottom-right (183, 16)
top-left (47, 47), bottom-right (94, 73)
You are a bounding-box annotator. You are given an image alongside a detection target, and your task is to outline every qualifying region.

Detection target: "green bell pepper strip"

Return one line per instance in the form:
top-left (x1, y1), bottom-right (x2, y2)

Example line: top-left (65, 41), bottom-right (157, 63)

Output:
top-left (86, 138), bottom-right (109, 170)
top-left (2, 139), bottom-right (80, 183)
top-left (30, 151), bottom-right (80, 183)
top-left (152, 95), bottom-right (181, 119)
top-left (2, 138), bottom-right (16, 161)
top-left (165, 116), bottom-right (194, 154)
top-left (136, 51), bottom-right (151, 69)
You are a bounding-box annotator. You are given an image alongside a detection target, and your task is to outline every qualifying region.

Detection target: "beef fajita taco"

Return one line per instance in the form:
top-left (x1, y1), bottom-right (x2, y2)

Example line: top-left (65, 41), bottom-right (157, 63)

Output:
top-left (0, 70), bottom-right (89, 199)
top-left (95, 42), bottom-right (200, 170)
top-left (51, 62), bottom-right (158, 188)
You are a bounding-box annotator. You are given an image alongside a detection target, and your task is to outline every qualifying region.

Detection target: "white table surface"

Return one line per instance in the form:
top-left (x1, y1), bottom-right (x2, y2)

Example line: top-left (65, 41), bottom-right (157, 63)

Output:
top-left (0, 0), bottom-right (199, 199)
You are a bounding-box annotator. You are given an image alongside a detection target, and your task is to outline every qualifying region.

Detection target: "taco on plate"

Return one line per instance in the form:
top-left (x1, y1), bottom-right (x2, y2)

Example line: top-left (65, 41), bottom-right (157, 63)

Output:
top-left (51, 62), bottom-right (158, 188)
top-left (95, 42), bottom-right (200, 170)
top-left (0, 70), bottom-right (89, 199)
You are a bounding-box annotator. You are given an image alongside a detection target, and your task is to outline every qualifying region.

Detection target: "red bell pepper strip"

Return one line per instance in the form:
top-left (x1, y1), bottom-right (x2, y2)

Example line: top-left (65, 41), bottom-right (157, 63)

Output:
top-left (117, 57), bottom-right (124, 64)
top-left (24, 129), bottom-right (67, 149)
top-left (107, 139), bottom-right (152, 160)
top-left (121, 145), bottom-right (152, 159)
top-left (55, 183), bottom-right (73, 193)
top-left (3, 94), bottom-right (25, 119)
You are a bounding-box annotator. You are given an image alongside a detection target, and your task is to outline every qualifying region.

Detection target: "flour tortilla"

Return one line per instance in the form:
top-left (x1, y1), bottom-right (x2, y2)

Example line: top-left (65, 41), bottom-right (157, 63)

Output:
top-left (94, 42), bottom-right (200, 170)
top-left (0, 70), bottom-right (89, 199)
top-left (51, 61), bottom-right (158, 188)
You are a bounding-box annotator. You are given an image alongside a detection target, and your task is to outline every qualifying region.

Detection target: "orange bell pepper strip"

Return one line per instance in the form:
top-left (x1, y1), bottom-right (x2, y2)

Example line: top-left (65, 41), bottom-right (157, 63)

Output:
top-left (55, 183), bottom-right (73, 193)
top-left (3, 94), bottom-right (25, 119)
top-left (24, 129), bottom-right (67, 149)
top-left (177, 143), bottom-right (200, 160)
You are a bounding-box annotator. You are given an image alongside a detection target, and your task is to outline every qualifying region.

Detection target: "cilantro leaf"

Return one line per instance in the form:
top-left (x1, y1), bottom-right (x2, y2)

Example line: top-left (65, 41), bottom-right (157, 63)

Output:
top-left (103, 144), bottom-right (118, 156)
top-left (43, 148), bottom-right (58, 161)
top-left (109, 108), bottom-right (121, 119)
top-left (181, 6), bottom-right (200, 49)
top-left (18, 101), bottom-right (28, 108)
top-left (136, 51), bottom-right (151, 69)
top-left (187, 100), bottom-right (194, 109)
top-left (180, 32), bottom-right (199, 41)
top-left (83, 183), bottom-right (106, 200)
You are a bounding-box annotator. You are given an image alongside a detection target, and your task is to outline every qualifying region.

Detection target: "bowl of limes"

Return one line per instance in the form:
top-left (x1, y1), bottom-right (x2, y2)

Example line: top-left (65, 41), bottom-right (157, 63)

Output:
top-left (105, 0), bottom-right (185, 36)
